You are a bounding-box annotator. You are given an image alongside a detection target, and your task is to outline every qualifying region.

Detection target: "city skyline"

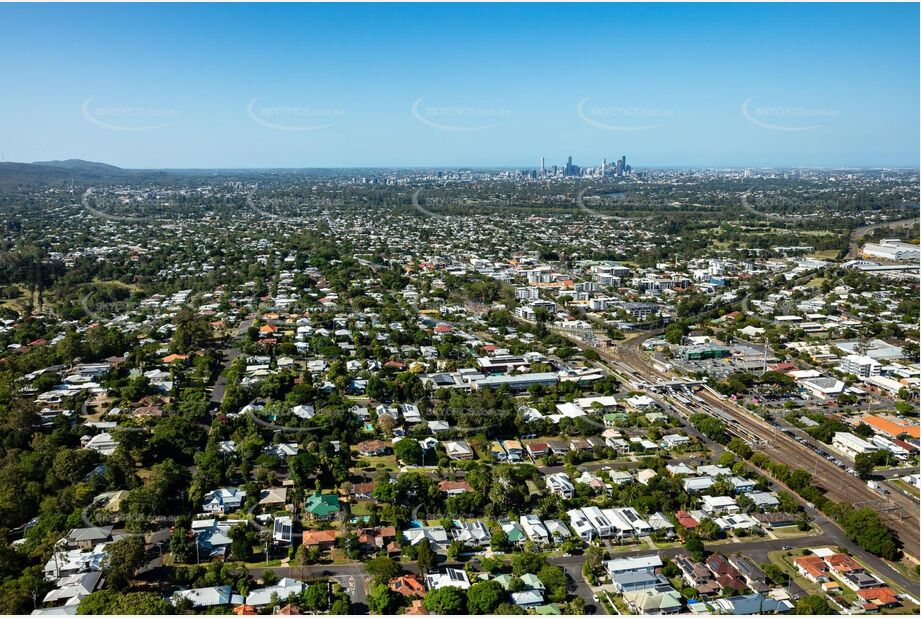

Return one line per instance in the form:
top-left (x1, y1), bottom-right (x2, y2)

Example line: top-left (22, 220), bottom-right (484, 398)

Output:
top-left (0, 3), bottom-right (918, 169)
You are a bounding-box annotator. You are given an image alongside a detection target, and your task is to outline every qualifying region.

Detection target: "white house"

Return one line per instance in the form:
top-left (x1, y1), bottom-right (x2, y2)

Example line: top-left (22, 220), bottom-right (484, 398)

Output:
top-left (567, 508), bottom-right (596, 541)
top-left (701, 495), bottom-right (739, 515)
top-left (402, 526), bottom-right (449, 548)
top-left (202, 488), bottom-right (246, 514)
top-left (246, 578), bottom-right (305, 606)
top-left (545, 472), bottom-right (575, 499)
top-left (171, 585), bottom-right (243, 608)
top-left (519, 515), bottom-right (551, 545)
top-left (582, 506), bottom-right (613, 538)
top-left (604, 554), bottom-right (663, 578)
top-left (425, 568), bottom-right (470, 590)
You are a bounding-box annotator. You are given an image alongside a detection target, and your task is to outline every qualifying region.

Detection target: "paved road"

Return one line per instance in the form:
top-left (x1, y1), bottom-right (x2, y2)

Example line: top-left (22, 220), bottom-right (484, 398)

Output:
top-left (878, 466), bottom-right (919, 480)
top-left (554, 558), bottom-right (600, 614)
top-left (209, 347), bottom-right (241, 404)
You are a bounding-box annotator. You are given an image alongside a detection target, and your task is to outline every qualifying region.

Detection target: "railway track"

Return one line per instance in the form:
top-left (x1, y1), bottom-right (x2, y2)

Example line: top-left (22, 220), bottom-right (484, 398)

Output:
top-left (626, 340), bottom-right (919, 558)
top-left (696, 387), bottom-right (919, 541)
top-left (556, 327), bottom-right (920, 560)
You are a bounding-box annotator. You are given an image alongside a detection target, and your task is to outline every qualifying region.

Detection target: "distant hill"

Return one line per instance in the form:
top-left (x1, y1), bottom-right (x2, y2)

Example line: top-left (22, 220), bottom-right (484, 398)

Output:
top-left (31, 159), bottom-right (126, 173)
top-left (0, 159), bottom-right (169, 188)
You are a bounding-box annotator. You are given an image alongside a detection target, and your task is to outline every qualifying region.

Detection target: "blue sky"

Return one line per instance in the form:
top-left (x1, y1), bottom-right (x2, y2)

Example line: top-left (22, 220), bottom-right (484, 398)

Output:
top-left (0, 2), bottom-right (917, 169)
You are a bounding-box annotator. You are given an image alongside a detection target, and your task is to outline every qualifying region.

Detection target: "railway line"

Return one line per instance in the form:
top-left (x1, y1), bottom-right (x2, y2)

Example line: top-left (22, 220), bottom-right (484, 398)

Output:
top-left (693, 386), bottom-right (920, 555)
top-left (556, 326), bottom-right (920, 560)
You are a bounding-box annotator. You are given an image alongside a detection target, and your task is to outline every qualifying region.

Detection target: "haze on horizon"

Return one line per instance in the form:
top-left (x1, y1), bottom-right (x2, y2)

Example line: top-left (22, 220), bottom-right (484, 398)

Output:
top-left (0, 2), bottom-right (918, 169)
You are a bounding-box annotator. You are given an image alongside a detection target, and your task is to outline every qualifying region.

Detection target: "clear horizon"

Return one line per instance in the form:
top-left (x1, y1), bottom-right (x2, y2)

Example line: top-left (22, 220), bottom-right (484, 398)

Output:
top-left (20, 160), bottom-right (921, 172)
top-left (1, 2), bottom-right (918, 169)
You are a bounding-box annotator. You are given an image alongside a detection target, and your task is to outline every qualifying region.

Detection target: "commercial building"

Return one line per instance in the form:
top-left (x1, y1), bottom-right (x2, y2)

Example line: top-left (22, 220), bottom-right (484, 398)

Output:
top-left (832, 432), bottom-right (878, 459)
top-left (473, 372), bottom-right (559, 391)
top-left (859, 414), bottom-right (920, 440)
top-left (680, 344), bottom-right (730, 361)
top-left (862, 238), bottom-right (920, 261)
top-left (840, 354), bottom-right (881, 378)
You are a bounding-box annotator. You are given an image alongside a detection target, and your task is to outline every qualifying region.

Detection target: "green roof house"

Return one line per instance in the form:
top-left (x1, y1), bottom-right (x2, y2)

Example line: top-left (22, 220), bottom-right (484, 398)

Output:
top-left (493, 574), bottom-right (515, 591)
top-left (623, 588), bottom-right (683, 614)
top-left (520, 573), bottom-right (545, 591)
top-left (535, 604), bottom-right (562, 615)
top-left (305, 492), bottom-right (340, 521)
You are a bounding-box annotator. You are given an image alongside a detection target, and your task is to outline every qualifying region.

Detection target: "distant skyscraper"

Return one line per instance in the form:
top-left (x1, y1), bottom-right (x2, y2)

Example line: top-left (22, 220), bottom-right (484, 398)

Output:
top-left (564, 155), bottom-right (579, 177)
top-left (540, 156), bottom-right (545, 176)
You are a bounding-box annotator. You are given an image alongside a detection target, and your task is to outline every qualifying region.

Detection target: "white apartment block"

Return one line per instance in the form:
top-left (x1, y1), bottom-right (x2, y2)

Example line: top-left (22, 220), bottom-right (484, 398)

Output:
top-left (840, 354), bottom-right (881, 378)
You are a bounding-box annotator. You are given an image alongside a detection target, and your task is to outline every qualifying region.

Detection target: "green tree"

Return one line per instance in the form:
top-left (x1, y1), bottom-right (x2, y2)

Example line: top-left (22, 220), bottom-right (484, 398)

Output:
top-left (168, 526), bottom-right (195, 564)
top-left (416, 538), bottom-right (437, 574)
top-left (839, 508), bottom-right (900, 560)
top-left (149, 417), bottom-right (207, 464)
top-left (330, 599), bottom-right (350, 614)
top-left (395, 438), bottom-right (424, 465)
top-left (447, 539), bottom-right (465, 561)
top-left (495, 602), bottom-right (526, 614)
top-left (795, 594), bottom-right (834, 615)
top-left (366, 556), bottom-right (402, 586)
top-left (170, 309), bottom-right (213, 353)
top-left (663, 322), bottom-right (688, 344)
top-left (466, 580), bottom-right (504, 614)
top-left (103, 536), bottom-right (146, 591)
top-left (854, 452), bottom-right (875, 480)
top-left (567, 597), bottom-right (587, 614)
top-left (511, 552), bottom-right (546, 575)
top-left (761, 562), bottom-right (788, 586)
top-left (537, 564), bottom-right (568, 603)
top-left (303, 582), bottom-right (330, 611)
top-left (367, 583), bottom-right (397, 614)
top-left (424, 586), bottom-right (467, 614)
top-left (490, 527), bottom-right (509, 552)
top-left (229, 523), bottom-right (253, 561)
top-left (685, 532), bottom-right (705, 562)
top-left (79, 590), bottom-right (173, 614)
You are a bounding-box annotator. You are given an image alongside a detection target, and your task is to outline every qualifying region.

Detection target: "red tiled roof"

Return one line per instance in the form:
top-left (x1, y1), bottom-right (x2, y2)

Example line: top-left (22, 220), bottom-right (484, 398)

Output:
top-left (824, 553), bottom-right (862, 573)
top-left (390, 575), bottom-right (426, 598)
top-left (858, 588), bottom-right (899, 606)
top-left (438, 480), bottom-right (472, 493)
top-left (351, 482), bottom-right (376, 496)
top-left (302, 529), bottom-right (338, 546)
top-left (676, 510), bottom-right (698, 529)
top-left (793, 555), bottom-right (827, 579)
top-left (358, 526), bottom-right (397, 544)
